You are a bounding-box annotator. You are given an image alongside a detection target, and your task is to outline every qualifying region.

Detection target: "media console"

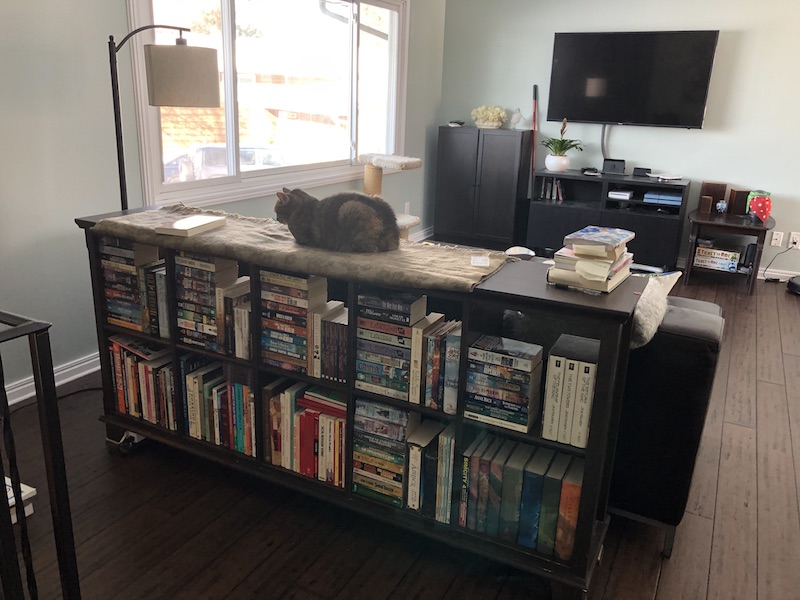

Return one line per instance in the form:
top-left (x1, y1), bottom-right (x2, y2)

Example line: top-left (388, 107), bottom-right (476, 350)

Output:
top-left (527, 170), bottom-right (690, 270)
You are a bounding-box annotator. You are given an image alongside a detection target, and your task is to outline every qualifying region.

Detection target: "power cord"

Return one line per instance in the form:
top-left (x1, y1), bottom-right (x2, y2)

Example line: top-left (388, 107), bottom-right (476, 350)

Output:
top-left (763, 241), bottom-right (796, 282)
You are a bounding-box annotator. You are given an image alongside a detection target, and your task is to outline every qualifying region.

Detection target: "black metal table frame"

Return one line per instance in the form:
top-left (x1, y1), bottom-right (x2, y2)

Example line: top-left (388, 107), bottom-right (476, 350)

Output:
top-left (0, 311), bottom-right (80, 599)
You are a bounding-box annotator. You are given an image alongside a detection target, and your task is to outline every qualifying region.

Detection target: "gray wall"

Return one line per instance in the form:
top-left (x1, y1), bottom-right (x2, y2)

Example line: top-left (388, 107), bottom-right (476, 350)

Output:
top-left (2, 0), bottom-right (798, 391)
top-left (0, 0), bottom-right (446, 391)
top-left (440, 0), bottom-right (800, 266)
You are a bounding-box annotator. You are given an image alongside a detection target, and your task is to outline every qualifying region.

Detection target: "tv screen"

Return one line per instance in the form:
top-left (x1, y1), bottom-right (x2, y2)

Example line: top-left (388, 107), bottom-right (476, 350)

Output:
top-left (546, 30), bottom-right (719, 129)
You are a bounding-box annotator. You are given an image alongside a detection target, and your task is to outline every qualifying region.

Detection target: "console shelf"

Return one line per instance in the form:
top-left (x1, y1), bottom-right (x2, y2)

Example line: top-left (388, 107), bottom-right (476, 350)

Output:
top-left (77, 211), bottom-right (645, 598)
top-left (527, 170), bottom-right (691, 269)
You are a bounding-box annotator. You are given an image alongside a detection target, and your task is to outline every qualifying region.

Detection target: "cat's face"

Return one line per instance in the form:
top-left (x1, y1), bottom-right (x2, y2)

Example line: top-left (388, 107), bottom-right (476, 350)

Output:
top-left (275, 187), bottom-right (317, 223)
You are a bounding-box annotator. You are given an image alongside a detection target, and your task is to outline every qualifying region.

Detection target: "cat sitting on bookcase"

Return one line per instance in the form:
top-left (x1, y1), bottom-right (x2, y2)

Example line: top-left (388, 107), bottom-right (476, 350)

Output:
top-left (274, 187), bottom-right (400, 253)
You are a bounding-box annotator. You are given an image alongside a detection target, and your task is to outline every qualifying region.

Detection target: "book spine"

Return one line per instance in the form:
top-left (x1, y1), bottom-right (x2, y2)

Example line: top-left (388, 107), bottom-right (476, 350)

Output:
top-left (557, 358), bottom-right (580, 444)
top-left (463, 410), bottom-right (528, 433)
top-left (259, 270), bottom-right (318, 290)
top-left (357, 305), bottom-right (413, 326)
top-left (467, 347), bottom-right (533, 373)
top-left (406, 445), bottom-right (423, 510)
top-left (356, 317), bottom-right (413, 338)
top-left (356, 351), bottom-right (410, 371)
top-left (541, 354), bottom-right (566, 441)
top-left (442, 329), bottom-right (461, 416)
top-left (357, 294), bottom-right (416, 314)
top-left (421, 440), bottom-right (439, 519)
top-left (356, 339), bottom-right (411, 360)
top-left (570, 360), bottom-right (597, 448)
top-left (260, 290), bottom-right (311, 309)
top-left (353, 380), bottom-right (408, 401)
top-left (354, 399), bottom-right (409, 425)
top-left (555, 479), bottom-right (582, 561)
top-left (356, 328), bottom-right (412, 349)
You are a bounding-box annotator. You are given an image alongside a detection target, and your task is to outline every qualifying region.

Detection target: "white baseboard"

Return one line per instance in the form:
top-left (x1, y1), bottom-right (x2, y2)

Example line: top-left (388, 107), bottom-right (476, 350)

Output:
top-left (5, 352), bottom-right (101, 407)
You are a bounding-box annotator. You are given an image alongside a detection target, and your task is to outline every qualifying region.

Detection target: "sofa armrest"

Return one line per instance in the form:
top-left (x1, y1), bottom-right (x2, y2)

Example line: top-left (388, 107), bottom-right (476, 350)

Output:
top-left (609, 298), bottom-right (724, 527)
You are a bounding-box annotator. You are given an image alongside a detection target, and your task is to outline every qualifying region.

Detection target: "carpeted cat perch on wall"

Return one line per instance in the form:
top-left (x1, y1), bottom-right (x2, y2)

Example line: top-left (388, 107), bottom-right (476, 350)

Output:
top-left (359, 154), bottom-right (423, 239)
top-left (92, 205), bottom-right (508, 293)
top-left (358, 154), bottom-right (422, 196)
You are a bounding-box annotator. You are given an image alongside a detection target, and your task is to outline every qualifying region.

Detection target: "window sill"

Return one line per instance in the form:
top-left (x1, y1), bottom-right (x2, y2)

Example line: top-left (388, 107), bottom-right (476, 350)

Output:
top-left (149, 163), bottom-right (371, 209)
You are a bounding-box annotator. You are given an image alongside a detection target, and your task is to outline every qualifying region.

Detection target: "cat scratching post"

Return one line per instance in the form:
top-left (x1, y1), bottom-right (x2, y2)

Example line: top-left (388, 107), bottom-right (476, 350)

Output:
top-left (358, 154), bottom-right (422, 240)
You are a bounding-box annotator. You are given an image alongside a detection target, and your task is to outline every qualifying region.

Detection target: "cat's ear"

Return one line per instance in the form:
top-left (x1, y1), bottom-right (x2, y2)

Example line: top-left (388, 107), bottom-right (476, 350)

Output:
top-left (276, 191), bottom-right (288, 204)
top-left (282, 187), bottom-right (292, 193)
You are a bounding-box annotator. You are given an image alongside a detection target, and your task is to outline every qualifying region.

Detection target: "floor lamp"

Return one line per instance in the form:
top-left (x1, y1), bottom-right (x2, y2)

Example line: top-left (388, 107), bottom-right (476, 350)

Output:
top-left (109, 25), bottom-right (220, 211)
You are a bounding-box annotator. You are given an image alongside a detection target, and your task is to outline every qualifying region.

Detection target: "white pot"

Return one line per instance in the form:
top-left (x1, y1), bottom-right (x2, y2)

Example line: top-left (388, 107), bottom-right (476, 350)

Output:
top-left (545, 154), bottom-right (570, 172)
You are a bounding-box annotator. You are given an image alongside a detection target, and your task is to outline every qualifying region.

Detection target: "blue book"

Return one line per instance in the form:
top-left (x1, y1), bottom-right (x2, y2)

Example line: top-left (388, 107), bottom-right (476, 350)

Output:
top-left (516, 447), bottom-right (556, 548)
top-left (537, 453), bottom-right (572, 556)
top-left (442, 323), bottom-right (462, 416)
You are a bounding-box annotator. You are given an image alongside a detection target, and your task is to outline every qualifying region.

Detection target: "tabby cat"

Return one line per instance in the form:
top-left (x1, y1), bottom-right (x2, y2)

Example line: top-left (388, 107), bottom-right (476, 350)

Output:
top-left (274, 188), bottom-right (400, 253)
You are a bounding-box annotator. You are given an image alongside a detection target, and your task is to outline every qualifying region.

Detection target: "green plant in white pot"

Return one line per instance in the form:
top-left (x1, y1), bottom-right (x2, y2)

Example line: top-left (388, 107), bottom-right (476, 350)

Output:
top-left (542, 118), bottom-right (583, 172)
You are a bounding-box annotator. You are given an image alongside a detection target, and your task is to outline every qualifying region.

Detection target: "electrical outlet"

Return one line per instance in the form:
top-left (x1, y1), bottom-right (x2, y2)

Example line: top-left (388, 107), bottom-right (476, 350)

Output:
top-left (791, 232), bottom-right (800, 249)
top-left (772, 231), bottom-right (784, 247)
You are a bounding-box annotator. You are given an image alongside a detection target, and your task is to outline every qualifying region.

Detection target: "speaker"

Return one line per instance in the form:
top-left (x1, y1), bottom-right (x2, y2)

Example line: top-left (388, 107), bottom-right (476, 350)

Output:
top-left (633, 167), bottom-right (651, 177)
top-left (602, 159), bottom-right (625, 175)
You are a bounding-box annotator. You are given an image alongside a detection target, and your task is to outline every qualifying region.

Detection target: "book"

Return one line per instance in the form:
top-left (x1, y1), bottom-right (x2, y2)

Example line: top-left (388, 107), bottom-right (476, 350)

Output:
top-left (563, 225), bottom-right (635, 253)
top-left (466, 433), bottom-right (494, 530)
top-left (441, 323), bottom-right (462, 416)
top-left (435, 422), bottom-right (457, 524)
top-left (409, 312), bottom-right (445, 404)
top-left (546, 265), bottom-right (631, 293)
top-left (498, 442), bottom-right (536, 542)
top-left (555, 458), bottom-right (584, 561)
top-left (485, 439), bottom-right (517, 537)
top-left (571, 361), bottom-right (600, 449)
top-left (542, 334), bottom-right (600, 445)
top-left (467, 335), bottom-right (543, 373)
top-left (475, 436), bottom-right (504, 533)
top-left (154, 214), bottom-right (227, 237)
top-left (405, 419), bottom-right (445, 512)
top-left (537, 453), bottom-right (572, 556)
top-left (357, 290), bottom-right (427, 322)
top-left (517, 447), bottom-right (556, 548)
top-left (557, 358), bottom-right (580, 445)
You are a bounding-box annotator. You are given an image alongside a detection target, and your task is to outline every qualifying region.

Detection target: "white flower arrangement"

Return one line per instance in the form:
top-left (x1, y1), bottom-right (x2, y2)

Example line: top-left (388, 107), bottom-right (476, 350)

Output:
top-left (470, 105), bottom-right (508, 125)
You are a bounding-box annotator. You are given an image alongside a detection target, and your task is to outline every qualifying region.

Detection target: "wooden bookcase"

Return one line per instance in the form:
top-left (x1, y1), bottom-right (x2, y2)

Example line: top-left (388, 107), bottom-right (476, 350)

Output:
top-left (527, 170), bottom-right (691, 270)
top-left (76, 212), bottom-right (645, 597)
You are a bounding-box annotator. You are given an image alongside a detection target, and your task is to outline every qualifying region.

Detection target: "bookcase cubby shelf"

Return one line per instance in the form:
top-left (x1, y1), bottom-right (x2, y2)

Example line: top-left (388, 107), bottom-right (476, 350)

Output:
top-left (527, 170), bottom-right (691, 270)
top-left (77, 212), bottom-right (646, 597)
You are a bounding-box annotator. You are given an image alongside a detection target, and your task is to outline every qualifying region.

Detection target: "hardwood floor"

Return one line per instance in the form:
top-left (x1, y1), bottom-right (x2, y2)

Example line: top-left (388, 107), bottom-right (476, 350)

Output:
top-left (5, 275), bottom-right (800, 599)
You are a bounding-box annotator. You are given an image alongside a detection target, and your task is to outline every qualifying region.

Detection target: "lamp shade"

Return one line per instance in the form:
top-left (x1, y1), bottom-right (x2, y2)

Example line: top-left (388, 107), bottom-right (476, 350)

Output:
top-left (143, 44), bottom-right (220, 107)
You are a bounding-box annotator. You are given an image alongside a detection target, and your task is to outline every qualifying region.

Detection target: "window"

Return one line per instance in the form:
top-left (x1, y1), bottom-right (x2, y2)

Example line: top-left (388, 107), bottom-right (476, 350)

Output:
top-left (128, 0), bottom-right (409, 207)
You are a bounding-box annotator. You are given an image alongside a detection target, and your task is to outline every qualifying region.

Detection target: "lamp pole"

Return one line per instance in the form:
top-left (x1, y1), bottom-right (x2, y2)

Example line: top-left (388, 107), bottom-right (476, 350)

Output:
top-left (108, 25), bottom-right (189, 211)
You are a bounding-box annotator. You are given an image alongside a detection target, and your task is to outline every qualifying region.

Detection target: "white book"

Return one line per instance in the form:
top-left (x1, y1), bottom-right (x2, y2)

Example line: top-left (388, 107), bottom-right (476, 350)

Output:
top-left (557, 358), bottom-right (580, 444)
top-left (409, 312), bottom-right (445, 404)
top-left (541, 353), bottom-right (566, 441)
top-left (154, 214), bottom-right (227, 237)
top-left (405, 420), bottom-right (445, 511)
top-left (570, 360), bottom-right (598, 448)
top-left (280, 382), bottom-right (309, 470)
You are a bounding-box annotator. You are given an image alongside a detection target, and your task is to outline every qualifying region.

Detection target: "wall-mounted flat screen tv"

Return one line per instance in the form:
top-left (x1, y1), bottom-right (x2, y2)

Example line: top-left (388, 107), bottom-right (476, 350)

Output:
top-left (546, 30), bottom-right (719, 129)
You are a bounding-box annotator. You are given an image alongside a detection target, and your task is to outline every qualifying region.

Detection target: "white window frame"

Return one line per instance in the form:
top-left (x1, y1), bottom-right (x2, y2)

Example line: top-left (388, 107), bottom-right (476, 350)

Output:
top-left (126, 0), bottom-right (410, 208)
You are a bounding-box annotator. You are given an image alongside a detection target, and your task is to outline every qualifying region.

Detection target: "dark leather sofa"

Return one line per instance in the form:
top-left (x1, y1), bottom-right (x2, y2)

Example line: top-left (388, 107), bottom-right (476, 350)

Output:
top-left (608, 296), bottom-right (725, 556)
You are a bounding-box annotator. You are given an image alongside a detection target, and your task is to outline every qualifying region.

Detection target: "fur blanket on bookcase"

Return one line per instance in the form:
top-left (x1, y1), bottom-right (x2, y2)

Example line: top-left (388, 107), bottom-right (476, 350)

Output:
top-left (92, 204), bottom-right (509, 293)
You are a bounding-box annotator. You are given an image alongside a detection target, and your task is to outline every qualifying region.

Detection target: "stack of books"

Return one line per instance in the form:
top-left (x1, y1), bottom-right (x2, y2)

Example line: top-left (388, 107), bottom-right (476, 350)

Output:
top-left (354, 289), bottom-right (427, 401)
top-left (99, 236), bottom-right (160, 332)
top-left (547, 226), bottom-right (635, 293)
top-left (174, 251), bottom-right (239, 352)
top-left (463, 335), bottom-right (544, 433)
top-left (352, 399), bottom-right (418, 507)
top-left (259, 269), bottom-right (328, 376)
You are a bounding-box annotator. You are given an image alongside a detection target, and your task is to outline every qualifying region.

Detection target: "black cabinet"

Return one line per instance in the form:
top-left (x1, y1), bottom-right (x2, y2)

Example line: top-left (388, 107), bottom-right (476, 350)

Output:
top-left (434, 127), bottom-right (532, 249)
top-left (527, 171), bottom-right (690, 269)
